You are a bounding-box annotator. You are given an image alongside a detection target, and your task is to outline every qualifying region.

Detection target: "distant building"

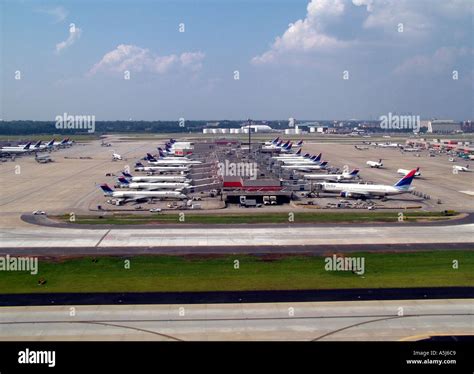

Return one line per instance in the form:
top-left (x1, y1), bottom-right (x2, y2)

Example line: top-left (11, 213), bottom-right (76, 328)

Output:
top-left (241, 124), bottom-right (273, 133)
top-left (427, 120), bottom-right (462, 133)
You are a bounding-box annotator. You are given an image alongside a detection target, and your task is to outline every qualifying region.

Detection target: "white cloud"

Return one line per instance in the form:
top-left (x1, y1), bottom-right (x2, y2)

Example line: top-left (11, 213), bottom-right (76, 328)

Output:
top-left (352, 0), bottom-right (473, 35)
top-left (252, 0), bottom-right (473, 65)
top-left (394, 47), bottom-right (472, 75)
top-left (89, 45), bottom-right (205, 75)
top-left (38, 6), bottom-right (68, 23)
top-left (55, 27), bottom-right (82, 54)
top-left (252, 0), bottom-right (347, 65)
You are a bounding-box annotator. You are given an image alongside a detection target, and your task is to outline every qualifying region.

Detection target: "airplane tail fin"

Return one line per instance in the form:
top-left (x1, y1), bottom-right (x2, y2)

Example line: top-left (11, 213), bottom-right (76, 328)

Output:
top-left (158, 150), bottom-right (166, 158)
top-left (349, 169), bottom-right (359, 176)
top-left (320, 161), bottom-right (328, 167)
top-left (100, 184), bottom-right (114, 195)
top-left (122, 171), bottom-right (133, 179)
top-left (303, 153), bottom-right (310, 158)
top-left (34, 141), bottom-right (42, 148)
top-left (47, 139), bottom-right (55, 146)
top-left (296, 148), bottom-right (302, 155)
top-left (394, 169), bottom-right (417, 189)
top-left (146, 153), bottom-right (157, 161)
top-left (118, 176), bottom-right (130, 185)
top-left (314, 153), bottom-right (322, 162)
top-left (135, 162), bottom-right (144, 167)
top-left (24, 142), bottom-right (32, 150)
top-left (296, 140), bottom-right (303, 146)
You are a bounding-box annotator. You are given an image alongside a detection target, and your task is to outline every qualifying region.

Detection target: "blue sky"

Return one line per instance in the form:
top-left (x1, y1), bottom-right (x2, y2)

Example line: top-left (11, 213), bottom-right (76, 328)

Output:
top-left (1, 0), bottom-right (473, 120)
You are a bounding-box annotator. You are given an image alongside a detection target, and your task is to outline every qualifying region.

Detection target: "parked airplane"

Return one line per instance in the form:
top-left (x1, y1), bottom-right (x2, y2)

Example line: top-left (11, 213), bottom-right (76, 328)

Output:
top-left (367, 159), bottom-right (383, 168)
top-left (278, 153), bottom-right (322, 164)
top-left (99, 184), bottom-right (187, 204)
top-left (264, 137), bottom-right (280, 146)
top-left (272, 148), bottom-right (303, 158)
top-left (1, 142), bottom-right (32, 154)
top-left (453, 165), bottom-right (471, 172)
top-left (112, 152), bottom-right (123, 161)
top-left (146, 153), bottom-right (201, 165)
top-left (263, 140), bottom-right (288, 150)
top-left (33, 139), bottom-right (55, 151)
top-left (134, 162), bottom-right (189, 173)
top-left (281, 161), bottom-right (329, 171)
top-left (319, 169), bottom-right (418, 199)
top-left (397, 167), bottom-right (421, 177)
top-left (304, 169), bottom-right (359, 181)
top-left (117, 177), bottom-right (189, 191)
top-left (122, 172), bottom-right (189, 183)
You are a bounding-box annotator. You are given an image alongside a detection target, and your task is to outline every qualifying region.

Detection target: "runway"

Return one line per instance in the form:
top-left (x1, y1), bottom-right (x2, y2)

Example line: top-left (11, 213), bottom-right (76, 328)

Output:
top-left (0, 299), bottom-right (471, 341)
top-left (0, 221), bottom-right (473, 253)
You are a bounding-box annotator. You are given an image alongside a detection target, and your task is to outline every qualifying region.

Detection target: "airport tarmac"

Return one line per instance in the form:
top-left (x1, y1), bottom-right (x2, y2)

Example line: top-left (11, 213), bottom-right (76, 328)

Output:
top-left (0, 137), bottom-right (156, 229)
top-left (0, 137), bottom-right (473, 232)
top-left (0, 136), bottom-right (473, 253)
top-left (0, 299), bottom-right (471, 341)
top-left (301, 142), bottom-right (474, 211)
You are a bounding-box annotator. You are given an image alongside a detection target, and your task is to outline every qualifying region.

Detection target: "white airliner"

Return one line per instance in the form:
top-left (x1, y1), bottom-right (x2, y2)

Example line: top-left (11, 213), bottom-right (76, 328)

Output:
top-left (122, 172), bottom-right (189, 183)
top-left (263, 140), bottom-right (293, 152)
top-left (134, 162), bottom-right (189, 173)
top-left (281, 161), bottom-right (329, 171)
top-left (1, 142), bottom-right (32, 154)
top-left (367, 159), bottom-right (383, 168)
top-left (272, 148), bottom-right (304, 159)
top-left (319, 169), bottom-right (418, 198)
top-left (146, 153), bottom-right (201, 165)
top-left (264, 137), bottom-right (280, 146)
top-left (112, 152), bottom-right (123, 161)
top-left (453, 165), bottom-right (471, 172)
top-left (397, 167), bottom-right (421, 177)
top-left (304, 169), bottom-right (359, 181)
top-left (277, 153), bottom-right (322, 164)
top-left (51, 138), bottom-right (70, 148)
top-left (117, 177), bottom-right (189, 190)
top-left (99, 184), bottom-right (187, 204)
top-left (28, 139), bottom-right (55, 151)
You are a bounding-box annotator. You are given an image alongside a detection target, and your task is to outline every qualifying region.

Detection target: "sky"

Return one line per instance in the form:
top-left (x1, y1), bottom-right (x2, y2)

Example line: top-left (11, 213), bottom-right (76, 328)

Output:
top-left (1, 0), bottom-right (473, 121)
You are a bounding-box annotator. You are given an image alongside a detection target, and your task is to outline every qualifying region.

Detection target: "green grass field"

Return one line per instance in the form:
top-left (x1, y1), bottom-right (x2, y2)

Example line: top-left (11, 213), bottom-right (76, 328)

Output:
top-left (54, 211), bottom-right (458, 225)
top-left (0, 251), bottom-right (472, 294)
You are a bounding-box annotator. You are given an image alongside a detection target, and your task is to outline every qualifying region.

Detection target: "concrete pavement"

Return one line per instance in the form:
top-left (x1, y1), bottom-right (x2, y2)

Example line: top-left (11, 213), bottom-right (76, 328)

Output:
top-left (0, 299), bottom-right (472, 341)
